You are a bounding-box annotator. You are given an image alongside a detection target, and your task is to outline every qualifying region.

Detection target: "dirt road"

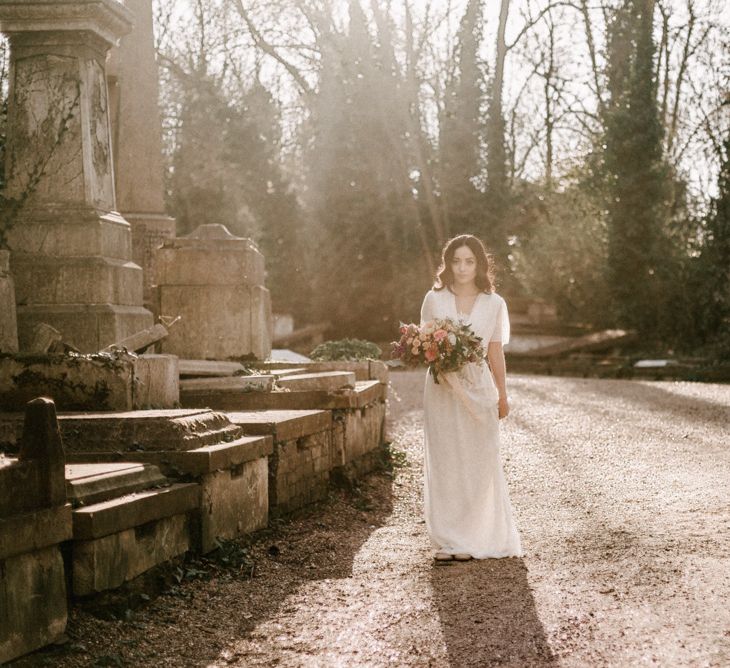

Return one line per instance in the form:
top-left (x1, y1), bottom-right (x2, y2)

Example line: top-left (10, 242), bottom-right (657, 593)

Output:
top-left (23, 371), bottom-right (730, 667)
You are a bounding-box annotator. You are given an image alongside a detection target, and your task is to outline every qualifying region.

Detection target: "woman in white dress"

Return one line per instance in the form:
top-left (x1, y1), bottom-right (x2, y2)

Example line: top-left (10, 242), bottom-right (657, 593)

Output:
top-left (420, 234), bottom-right (524, 562)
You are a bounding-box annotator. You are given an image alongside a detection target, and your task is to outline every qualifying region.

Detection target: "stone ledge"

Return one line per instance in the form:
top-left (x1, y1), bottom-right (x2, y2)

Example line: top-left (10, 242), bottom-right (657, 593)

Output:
top-left (276, 371), bottom-right (356, 392)
top-left (181, 380), bottom-right (385, 411)
top-left (227, 410), bottom-right (332, 442)
top-left (66, 435), bottom-right (273, 475)
top-left (0, 504), bottom-right (72, 561)
top-left (72, 482), bottom-right (199, 540)
top-left (66, 462), bottom-right (168, 507)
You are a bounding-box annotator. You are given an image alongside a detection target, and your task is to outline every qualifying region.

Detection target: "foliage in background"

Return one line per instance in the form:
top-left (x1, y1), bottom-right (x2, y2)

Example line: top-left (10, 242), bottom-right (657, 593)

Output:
top-left (309, 339), bottom-right (383, 361)
top-left (148, 0), bottom-right (729, 352)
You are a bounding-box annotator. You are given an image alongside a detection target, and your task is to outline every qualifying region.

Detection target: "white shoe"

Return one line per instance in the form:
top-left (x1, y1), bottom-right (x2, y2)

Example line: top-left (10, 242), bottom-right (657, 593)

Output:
top-left (433, 551), bottom-right (454, 561)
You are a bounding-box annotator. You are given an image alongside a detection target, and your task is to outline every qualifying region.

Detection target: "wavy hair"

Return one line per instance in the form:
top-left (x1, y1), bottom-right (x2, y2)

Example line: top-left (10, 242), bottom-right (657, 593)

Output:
top-left (434, 234), bottom-right (495, 293)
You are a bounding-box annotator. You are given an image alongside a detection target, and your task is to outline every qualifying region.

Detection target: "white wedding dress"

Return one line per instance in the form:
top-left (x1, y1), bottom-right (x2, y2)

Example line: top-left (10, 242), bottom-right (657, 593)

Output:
top-left (420, 288), bottom-right (524, 559)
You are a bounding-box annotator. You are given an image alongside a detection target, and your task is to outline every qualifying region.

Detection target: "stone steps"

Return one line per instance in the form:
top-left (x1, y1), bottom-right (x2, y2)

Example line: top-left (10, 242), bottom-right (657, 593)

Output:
top-left (66, 462), bottom-right (168, 507)
top-left (72, 482), bottom-right (199, 540)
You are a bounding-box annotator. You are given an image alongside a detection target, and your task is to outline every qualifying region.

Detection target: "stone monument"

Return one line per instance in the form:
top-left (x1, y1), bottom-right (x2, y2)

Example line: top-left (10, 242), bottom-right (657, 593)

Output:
top-left (155, 224), bottom-right (273, 360)
top-left (0, 0), bottom-right (154, 352)
top-left (107, 0), bottom-right (175, 306)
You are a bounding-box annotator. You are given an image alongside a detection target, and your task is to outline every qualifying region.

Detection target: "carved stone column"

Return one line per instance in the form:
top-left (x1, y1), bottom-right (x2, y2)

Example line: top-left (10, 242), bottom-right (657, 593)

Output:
top-left (0, 0), bottom-right (153, 352)
top-left (108, 0), bottom-right (175, 307)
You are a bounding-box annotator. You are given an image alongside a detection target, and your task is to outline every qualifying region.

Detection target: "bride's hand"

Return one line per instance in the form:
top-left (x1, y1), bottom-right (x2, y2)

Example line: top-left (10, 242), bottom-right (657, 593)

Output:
top-left (498, 395), bottom-right (510, 419)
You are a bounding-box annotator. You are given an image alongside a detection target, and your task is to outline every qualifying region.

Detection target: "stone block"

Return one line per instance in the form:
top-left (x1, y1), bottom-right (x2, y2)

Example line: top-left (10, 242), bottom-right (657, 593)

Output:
top-left (0, 250), bottom-right (19, 354)
top-left (0, 352), bottom-right (178, 411)
top-left (158, 285), bottom-right (253, 359)
top-left (276, 371), bottom-right (356, 392)
top-left (72, 512), bottom-right (191, 596)
top-left (180, 375), bottom-right (274, 393)
top-left (0, 545), bottom-right (68, 664)
top-left (72, 483), bottom-right (199, 540)
top-left (227, 409), bottom-right (332, 442)
top-left (133, 354), bottom-right (180, 408)
top-left (0, 504), bottom-right (72, 561)
top-left (11, 255), bottom-right (144, 306)
top-left (6, 213), bottom-right (133, 260)
top-left (156, 245), bottom-right (265, 287)
top-left (199, 457), bottom-right (268, 553)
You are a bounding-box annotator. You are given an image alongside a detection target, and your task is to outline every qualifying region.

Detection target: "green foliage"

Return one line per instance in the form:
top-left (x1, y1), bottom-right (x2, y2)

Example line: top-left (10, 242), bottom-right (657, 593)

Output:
top-left (511, 186), bottom-right (612, 326)
top-left (687, 133), bottom-right (730, 358)
top-left (602, 0), bottom-right (675, 338)
top-left (309, 338), bottom-right (382, 361)
top-left (439, 0), bottom-right (486, 240)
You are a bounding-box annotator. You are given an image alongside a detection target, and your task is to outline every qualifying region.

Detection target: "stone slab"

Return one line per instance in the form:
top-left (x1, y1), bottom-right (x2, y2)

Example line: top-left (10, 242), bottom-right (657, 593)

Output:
top-left (65, 462), bottom-right (168, 506)
top-left (249, 360), bottom-right (372, 381)
top-left (72, 482), bottom-right (199, 540)
top-left (65, 436), bottom-right (273, 476)
top-left (0, 545), bottom-right (68, 664)
top-left (227, 410), bottom-right (332, 442)
top-left (0, 352), bottom-right (178, 411)
top-left (181, 380), bottom-right (386, 411)
top-left (0, 408), bottom-right (244, 453)
top-left (72, 512), bottom-right (190, 596)
top-left (276, 371), bottom-right (356, 392)
top-left (0, 504), bottom-right (72, 561)
top-left (179, 359), bottom-right (249, 377)
top-left (101, 323), bottom-right (168, 353)
top-left (180, 375), bottom-right (274, 392)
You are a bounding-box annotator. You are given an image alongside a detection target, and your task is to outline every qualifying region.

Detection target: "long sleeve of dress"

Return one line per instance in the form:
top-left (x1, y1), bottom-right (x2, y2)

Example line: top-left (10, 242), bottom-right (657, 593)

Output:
top-left (420, 290), bottom-right (435, 326)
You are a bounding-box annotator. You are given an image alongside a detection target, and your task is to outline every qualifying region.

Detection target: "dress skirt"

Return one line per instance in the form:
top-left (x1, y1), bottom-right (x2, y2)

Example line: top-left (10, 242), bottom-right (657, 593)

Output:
top-left (423, 361), bottom-right (524, 559)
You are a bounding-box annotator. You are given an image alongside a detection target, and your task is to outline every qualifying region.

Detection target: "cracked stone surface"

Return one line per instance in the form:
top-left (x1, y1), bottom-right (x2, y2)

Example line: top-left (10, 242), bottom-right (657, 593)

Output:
top-left (16, 371), bottom-right (730, 667)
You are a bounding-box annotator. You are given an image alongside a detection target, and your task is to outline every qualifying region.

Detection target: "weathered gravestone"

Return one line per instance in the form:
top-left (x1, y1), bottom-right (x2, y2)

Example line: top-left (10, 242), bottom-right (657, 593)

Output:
top-left (155, 224), bottom-right (273, 360)
top-left (0, 0), bottom-right (154, 352)
top-left (0, 398), bottom-right (72, 664)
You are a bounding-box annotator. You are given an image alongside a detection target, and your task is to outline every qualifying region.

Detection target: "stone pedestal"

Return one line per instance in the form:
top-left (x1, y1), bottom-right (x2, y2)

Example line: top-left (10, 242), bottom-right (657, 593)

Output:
top-left (107, 0), bottom-right (175, 305)
top-left (0, 1), bottom-right (153, 352)
top-left (155, 224), bottom-right (273, 360)
top-left (0, 250), bottom-right (19, 353)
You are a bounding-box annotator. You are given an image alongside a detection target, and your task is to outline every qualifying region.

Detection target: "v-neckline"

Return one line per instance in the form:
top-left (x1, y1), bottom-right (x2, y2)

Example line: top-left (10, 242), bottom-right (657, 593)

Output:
top-left (451, 289), bottom-right (482, 319)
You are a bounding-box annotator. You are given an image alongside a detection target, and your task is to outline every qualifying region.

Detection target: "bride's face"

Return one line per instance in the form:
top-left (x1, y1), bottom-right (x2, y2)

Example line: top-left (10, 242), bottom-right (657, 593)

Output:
top-left (451, 245), bottom-right (478, 286)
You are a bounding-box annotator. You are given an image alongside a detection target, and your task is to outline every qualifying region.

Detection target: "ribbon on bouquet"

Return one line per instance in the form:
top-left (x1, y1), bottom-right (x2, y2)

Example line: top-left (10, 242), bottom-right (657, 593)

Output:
top-left (438, 365), bottom-right (498, 423)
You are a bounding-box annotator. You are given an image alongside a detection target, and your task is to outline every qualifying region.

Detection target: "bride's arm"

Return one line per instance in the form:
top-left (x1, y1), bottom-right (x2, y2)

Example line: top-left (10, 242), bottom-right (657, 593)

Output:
top-left (487, 341), bottom-right (510, 419)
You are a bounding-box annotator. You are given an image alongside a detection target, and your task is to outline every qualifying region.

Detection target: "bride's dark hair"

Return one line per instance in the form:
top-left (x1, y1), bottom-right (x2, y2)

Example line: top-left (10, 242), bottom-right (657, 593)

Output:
top-left (434, 234), bottom-right (495, 293)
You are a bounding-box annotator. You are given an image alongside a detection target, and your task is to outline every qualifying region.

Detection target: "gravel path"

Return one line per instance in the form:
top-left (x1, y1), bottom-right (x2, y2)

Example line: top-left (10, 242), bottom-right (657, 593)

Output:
top-left (20, 371), bottom-right (730, 667)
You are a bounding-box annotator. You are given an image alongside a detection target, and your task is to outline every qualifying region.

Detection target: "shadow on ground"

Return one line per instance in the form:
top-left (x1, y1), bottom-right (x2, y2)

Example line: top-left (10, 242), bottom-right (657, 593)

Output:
top-left (431, 557), bottom-right (556, 667)
top-left (11, 461), bottom-right (396, 667)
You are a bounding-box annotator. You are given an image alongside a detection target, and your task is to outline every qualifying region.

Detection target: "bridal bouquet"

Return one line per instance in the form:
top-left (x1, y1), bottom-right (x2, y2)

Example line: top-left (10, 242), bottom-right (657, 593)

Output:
top-left (390, 318), bottom-right (486, 384)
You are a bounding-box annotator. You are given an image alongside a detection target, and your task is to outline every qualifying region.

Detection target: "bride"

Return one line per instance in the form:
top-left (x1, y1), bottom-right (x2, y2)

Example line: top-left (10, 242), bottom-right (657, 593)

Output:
top-left (420, 234), bottom-right (524, 562)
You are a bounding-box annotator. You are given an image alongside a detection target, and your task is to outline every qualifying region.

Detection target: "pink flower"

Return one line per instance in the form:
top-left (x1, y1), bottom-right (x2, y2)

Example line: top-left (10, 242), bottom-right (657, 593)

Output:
top-left (425, 348), bottom-right (438, 362)
top-left (433, 329), bottom-right (447, 341)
